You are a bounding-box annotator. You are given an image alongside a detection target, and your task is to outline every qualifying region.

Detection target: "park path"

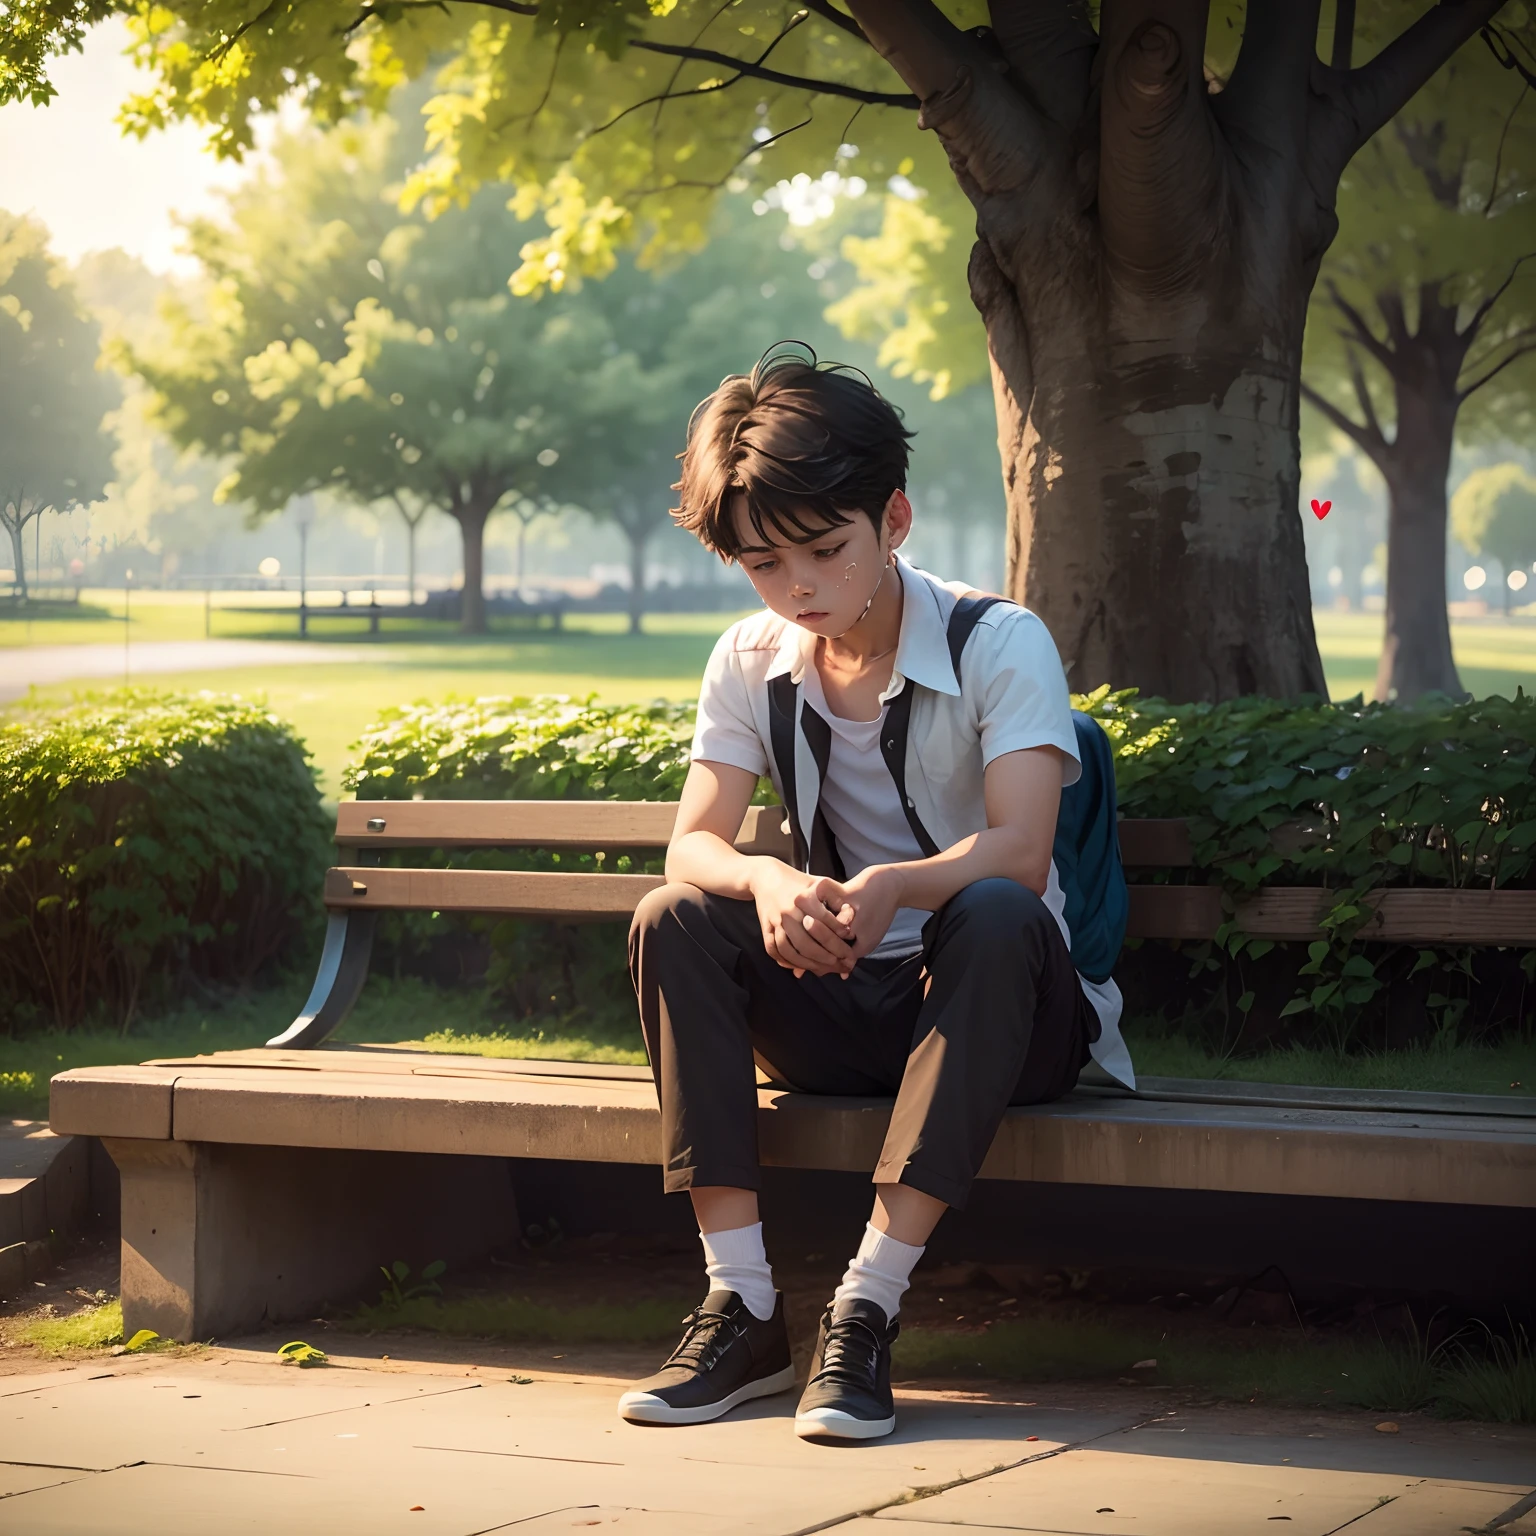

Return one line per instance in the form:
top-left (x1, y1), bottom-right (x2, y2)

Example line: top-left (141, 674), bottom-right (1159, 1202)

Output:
top-left (0, 1340), bottom-right (1531, 1535)
top-left (0, 639), bottom-right (373, 702)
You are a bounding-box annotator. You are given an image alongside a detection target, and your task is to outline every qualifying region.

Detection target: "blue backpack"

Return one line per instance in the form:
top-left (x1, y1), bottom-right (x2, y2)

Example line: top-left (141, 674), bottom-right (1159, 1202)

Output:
top-left (947, 595), bottom-right (1128, 984)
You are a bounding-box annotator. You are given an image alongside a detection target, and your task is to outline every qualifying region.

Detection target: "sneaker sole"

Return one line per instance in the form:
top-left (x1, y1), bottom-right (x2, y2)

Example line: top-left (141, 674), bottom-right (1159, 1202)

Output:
top-left (617, 1364), bottom-right (798, 1426)
top-left (794, 1407), bottom-right (897, 1441)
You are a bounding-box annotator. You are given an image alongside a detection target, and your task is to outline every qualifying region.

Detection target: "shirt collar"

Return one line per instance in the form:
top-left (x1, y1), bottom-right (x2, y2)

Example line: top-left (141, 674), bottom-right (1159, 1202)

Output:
top-left (762, 553), bottom-right (961, 698)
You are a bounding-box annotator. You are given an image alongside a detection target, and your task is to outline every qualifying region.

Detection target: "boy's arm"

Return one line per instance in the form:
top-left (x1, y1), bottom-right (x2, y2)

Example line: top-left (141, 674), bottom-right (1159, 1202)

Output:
top-left (831, 746), bottom-right (1065, 965)
top-left (666, 759), bottom-right (858, 977)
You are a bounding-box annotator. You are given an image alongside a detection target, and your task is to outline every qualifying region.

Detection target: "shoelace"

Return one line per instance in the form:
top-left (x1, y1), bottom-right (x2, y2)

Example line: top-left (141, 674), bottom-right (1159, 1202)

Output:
top-left (811, 1311), bottom-right (885, 1389)
top-left (664, 1306), bottom-right (742, 1373)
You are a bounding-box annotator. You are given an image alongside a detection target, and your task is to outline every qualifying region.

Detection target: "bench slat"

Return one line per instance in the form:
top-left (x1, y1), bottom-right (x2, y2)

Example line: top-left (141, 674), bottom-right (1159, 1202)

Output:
top-left (1115, 819), bottom-right (1192, 867)
top-left (337, 800), bottom-right (1196, 866)
top-left (325, 867), bottom-right (1536, 943)
top-left (1127, 886), bottom-right (1536, 943)
top-left (50, 1055), bottom-right (1536, 1208)
top-left (335, 800), bottom-right (791, 854)
top-left (324, 866), bottom-right (662, 920)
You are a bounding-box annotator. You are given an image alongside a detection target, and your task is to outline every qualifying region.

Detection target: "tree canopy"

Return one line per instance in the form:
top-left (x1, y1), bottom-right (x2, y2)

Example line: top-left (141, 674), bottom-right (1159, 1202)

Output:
top-left (0, 211), bottom-right (118, 597)
top-left (9, 1), bottom-right (1527, 696)
top-left (1452, 462), bottom-right (1536, 585)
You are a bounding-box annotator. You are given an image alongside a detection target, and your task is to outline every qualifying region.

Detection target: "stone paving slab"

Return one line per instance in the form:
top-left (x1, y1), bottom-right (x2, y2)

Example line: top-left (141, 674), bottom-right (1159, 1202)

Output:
top-left (0, 1351), bottom-right (1530, 1536)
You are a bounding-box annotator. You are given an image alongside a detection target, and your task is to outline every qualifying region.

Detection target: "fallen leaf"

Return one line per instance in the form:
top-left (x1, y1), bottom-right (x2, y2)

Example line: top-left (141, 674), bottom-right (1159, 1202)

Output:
top-left (1026, 1435), bottom-right (1039, 1443)
top-left (1375, 1421), bottom-right (1400, 1434)
top-left (1132, 1359), bottom-right (1158, 1370)
top-left (409, 1506), bottom-right (424, 1513)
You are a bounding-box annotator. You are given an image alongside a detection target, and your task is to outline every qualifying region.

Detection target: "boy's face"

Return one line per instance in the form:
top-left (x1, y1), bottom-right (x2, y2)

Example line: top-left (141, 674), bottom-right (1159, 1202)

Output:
top-left (729, 489), bottom-right (911, 637)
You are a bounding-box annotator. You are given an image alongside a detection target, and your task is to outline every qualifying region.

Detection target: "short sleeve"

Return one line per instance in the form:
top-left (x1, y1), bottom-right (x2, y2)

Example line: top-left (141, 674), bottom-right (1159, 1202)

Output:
top-left (971, 608), bottom-right (1081, 786)
top-left (690, 628), bottom-right (771, 777)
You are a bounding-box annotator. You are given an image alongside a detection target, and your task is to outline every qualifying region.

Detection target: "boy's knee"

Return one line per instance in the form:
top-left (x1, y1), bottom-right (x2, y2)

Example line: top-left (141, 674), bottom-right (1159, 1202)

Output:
top-left (630, 881), bottom-right (708, 945)
top-left (943, 877), bottom-right (1052, 945)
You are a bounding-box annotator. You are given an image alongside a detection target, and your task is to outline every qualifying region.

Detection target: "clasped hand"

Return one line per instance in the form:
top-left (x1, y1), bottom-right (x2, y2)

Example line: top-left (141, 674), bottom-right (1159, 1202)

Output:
top-left (751, 861), bottom-right (905, 979)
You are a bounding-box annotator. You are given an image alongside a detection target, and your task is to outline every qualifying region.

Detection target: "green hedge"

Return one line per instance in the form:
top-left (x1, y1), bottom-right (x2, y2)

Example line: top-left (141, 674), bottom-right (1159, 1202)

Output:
top-left (342, 691), bottom-right (1535, 1055)
top-left (1079, 686), bottom-right (1536, 1052)
top-left (0, 690), bottom-right (330, 1031)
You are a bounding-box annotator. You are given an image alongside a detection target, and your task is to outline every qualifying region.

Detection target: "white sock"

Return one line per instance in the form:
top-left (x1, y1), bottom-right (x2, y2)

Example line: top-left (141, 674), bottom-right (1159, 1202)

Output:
top-left (700, 1223), bottom-right (776, 1321)
top-left (832, 1223), bottom-right (925, 1322)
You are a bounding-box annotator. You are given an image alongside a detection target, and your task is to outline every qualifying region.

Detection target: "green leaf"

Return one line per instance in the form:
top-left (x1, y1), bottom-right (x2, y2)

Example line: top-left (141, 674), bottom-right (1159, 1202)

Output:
top-left (1236, 990), bottom-right (1255, 1014)
top-left (124, 1329), bottom-right (162, 1353)
top-left (420, 1259), bottom-right (447, 1282)
top-left (1307, 940), bottom-right (1331, 964)
top-left (1279, 997), bottom-right (1311, 1018)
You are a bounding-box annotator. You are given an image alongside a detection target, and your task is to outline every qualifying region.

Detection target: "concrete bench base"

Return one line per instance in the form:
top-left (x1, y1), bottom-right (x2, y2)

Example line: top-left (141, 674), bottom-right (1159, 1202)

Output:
top-left (53, 1047), bottom-right (1536, 1341)
top-left (105, 1138), bottom-right (515, 1341)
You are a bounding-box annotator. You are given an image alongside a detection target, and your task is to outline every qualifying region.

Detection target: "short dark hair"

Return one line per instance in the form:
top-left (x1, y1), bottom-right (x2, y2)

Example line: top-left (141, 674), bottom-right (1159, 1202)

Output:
top-left (673, 340), bottom-right (915, 559)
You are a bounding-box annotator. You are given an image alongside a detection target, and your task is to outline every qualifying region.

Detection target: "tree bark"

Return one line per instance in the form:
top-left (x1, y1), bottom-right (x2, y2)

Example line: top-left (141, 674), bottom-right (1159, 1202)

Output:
top-left (1375, 344), bottom-right (1465, 701)
top-left (841, 0), bottom-right (1503, 703)
top-left (1303, 284), bottom-right (1472, 701)
top-left (3, 503), bottom-right (30, 600)
top-left (454, 499), bottom-right (491, 634)
top-left (625, 517), bottom-right (650, 637)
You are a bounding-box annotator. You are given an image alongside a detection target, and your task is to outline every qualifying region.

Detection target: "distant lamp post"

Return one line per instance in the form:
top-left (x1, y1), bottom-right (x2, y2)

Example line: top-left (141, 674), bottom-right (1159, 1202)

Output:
top-left (293, 497), bottom-right (317, 637)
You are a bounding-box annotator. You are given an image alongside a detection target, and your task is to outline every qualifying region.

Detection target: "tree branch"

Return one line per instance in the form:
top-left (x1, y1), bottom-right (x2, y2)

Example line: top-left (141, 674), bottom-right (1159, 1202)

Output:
top-left (843, 0), bottom-right (1048, 197)
top-left (802, 1), bottom-right (869, 44)
top-left (1325, 279), bottom-right (1400, 371)
top-left (1299, 378), bottom-right (1387, 459)
top-left (1460, 250), bottom-right (1536, 340)
top-left (1459, 335), bottom-right (1536, 400)
top-left (1320, 0), bottom-right (1507, 182)
top-left (347, 1), bottom-right (913, 107)
top-left (1225, 0), bottom-right (1324, 151)
top-left (628, 37), bottom-right (915, 108)
top-left (1331, 0), bottom-right (1358, 70)
top-left (1345, 346), bottom-right (1384, 441)
top-left (984, 0), bottom-right (1098, 130)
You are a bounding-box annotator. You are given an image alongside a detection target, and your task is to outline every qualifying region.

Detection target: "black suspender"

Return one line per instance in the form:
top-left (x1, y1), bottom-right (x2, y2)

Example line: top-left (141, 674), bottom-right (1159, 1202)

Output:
top-left (765, 592), bottom-right (1014, 872)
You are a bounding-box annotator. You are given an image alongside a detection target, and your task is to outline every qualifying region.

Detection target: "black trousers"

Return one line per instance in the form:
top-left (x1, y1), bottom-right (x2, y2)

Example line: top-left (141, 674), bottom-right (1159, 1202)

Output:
top-left (627, 877), bottom-right (1096, 1210)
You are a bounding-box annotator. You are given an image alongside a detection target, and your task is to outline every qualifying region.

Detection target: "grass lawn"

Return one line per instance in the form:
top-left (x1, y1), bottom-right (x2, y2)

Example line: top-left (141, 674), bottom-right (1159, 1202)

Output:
top-left (7, 598), bottom-right (1534, 792)
top-left (5, 598), bottom-right (745, 793)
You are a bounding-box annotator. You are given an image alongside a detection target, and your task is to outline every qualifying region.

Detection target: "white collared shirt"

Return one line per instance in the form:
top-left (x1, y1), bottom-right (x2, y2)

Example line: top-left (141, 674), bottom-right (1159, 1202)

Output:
top-left (690, 555), bottom-right (1134, 1088)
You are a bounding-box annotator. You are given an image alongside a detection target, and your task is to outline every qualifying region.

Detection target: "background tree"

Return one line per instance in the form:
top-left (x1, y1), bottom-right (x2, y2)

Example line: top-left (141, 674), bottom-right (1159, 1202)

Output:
top-left (73, 248), bottom-right (238, 583)
top-left (0, 210), bottom-right (117, 598)
top-left (1299, 31), bottom-right (1536, 699)
top-left (129, 117), bottom-right (609, 632)
top-left (1452, 461), bottom-right (1536, 610)
top-left (9, 0), bottom-right (1520, 699)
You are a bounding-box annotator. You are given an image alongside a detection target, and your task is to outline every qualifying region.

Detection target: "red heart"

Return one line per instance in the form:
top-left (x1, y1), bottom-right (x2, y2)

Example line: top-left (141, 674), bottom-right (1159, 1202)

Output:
top-left (1310, 498), bottom-right (1332, 519)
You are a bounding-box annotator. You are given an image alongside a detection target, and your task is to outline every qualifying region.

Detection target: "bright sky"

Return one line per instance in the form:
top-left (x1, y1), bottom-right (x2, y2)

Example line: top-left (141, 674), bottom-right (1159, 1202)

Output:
top-left (0, 20), bottom-right (259, 272)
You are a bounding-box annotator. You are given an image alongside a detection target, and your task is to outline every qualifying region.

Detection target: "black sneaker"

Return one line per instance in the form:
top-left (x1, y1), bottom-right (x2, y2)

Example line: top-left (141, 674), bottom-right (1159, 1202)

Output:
top-left (617, 1290), bottom-right (796, 1426)
top-left (794, 1296), bottom-right (899, 1440)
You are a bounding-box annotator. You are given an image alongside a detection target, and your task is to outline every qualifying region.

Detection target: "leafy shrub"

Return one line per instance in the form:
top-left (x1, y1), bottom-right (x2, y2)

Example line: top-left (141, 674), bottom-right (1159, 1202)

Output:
top-left (0, 690), bottom-right (330, 1031)
top-left (1078, 685), bottom-right (1536, 1054)
top-left (343, 695), bottom-right (698, 802)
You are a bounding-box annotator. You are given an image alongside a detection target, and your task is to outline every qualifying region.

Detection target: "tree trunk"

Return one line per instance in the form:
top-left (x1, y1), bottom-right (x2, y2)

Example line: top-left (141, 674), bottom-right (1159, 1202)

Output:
top-left (5, 509), bottom-right (28, 600)
top-left (1375, 391), bottom-right (1463, 701)
top-left (406, 518), bottom-right (417, 608)
top-left (625, 521), bottom-right (648, 637)
top-left (455, 501), bottom-right (490, 634)
top-left (842, 0), bottom-right (1502, 704)
top-left (980, 257), bottom-right (1325, 699)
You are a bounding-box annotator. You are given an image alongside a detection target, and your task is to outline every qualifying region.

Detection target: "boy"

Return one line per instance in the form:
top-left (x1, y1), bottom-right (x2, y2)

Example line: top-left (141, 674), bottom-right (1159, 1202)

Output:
top-left (620, 343), bottom-right (1132, 1441)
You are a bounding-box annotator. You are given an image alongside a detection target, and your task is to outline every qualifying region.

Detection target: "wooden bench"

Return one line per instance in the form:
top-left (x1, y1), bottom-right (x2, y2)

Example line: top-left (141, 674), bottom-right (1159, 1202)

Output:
top-left (51, 801), bottom-right (1536, 1342)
